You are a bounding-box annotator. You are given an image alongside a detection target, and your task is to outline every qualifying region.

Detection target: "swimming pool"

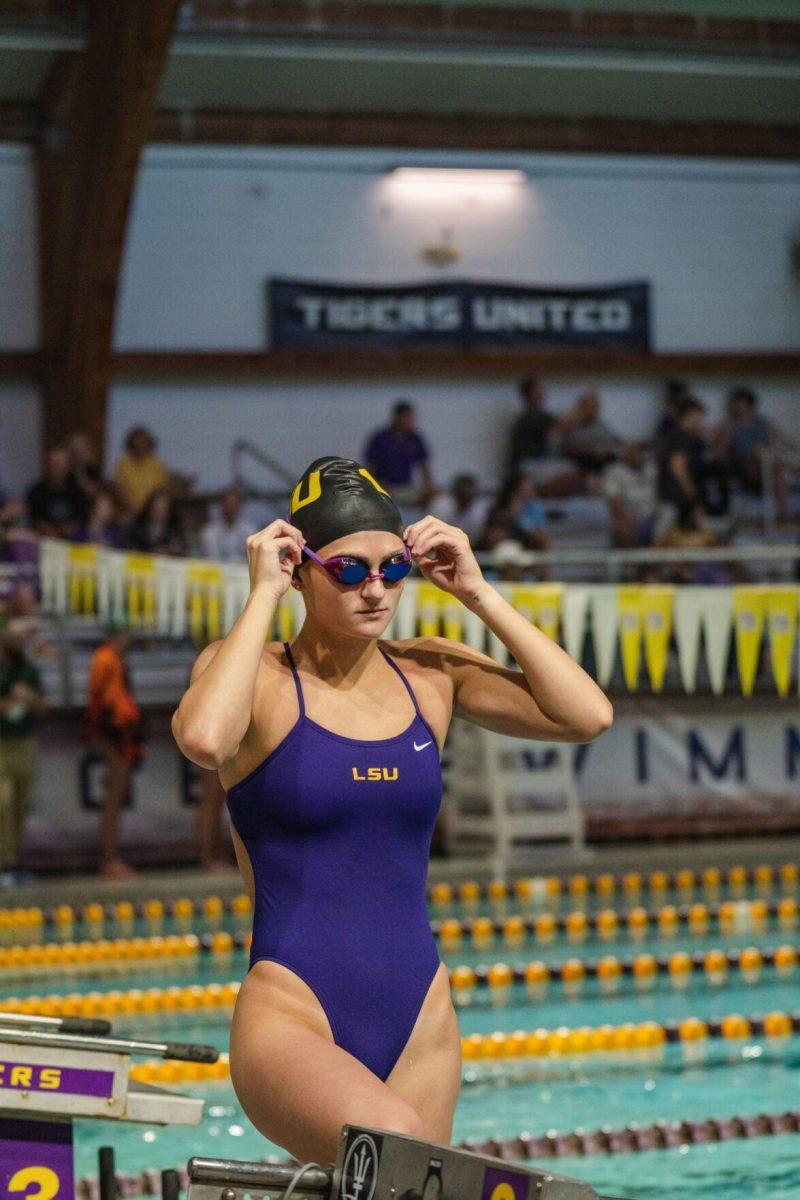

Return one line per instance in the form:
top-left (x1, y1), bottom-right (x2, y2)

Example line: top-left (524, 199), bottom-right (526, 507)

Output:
top-left (4, 902), bottom-right (800, 1200)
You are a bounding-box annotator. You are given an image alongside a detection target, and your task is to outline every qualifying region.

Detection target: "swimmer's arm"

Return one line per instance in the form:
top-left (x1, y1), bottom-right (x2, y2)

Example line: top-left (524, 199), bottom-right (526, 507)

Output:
top-left (171, 586), bottom-right (279, 769)
top-left (437, 591), bottom-right (613, 742)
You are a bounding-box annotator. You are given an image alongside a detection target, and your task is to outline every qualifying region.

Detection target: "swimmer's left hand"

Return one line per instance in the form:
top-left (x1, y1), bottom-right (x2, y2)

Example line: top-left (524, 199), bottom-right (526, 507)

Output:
top-left (403, 516), bottom-right (484, 603)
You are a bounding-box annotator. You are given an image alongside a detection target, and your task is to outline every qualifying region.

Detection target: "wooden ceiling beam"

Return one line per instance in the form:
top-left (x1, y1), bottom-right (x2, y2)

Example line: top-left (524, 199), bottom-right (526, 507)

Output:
top-left (4, 2), bottom-right (799, 52)
top-left (181, 2), bottom-right (800, 54)
top-left (6, 102), bottom-right (798, 161)
top-left (150, 109), bottom-right (800, 161)
top-left (3, 348), bottom-right (799, 382)
top-left (0, 1), bottom-right (79, 21)
top-left (35, 0), bottom-right (181, 463)
top-left (110, 349), bottom-right (800, 380)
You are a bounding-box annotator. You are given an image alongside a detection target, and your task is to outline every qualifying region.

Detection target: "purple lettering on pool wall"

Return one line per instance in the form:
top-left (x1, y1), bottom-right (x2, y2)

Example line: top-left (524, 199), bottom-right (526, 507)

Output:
top-left (0, 1116), bottom-right (75, 1200)
top-left (0, 1060), bottom-right (114, 1098)
top-left (480, 1165), bottom-right (530, 1200)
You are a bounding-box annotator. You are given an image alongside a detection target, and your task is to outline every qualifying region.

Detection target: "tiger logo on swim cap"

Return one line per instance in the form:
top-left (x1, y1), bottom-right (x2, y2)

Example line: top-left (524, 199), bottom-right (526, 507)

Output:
top-left (289, 456), bottom-right (404, 551)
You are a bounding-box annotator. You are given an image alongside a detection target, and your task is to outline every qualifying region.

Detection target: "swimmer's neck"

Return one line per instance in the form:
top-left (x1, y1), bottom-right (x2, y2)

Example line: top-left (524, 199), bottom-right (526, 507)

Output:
top-left (288, 623), bottom-right (387, 685)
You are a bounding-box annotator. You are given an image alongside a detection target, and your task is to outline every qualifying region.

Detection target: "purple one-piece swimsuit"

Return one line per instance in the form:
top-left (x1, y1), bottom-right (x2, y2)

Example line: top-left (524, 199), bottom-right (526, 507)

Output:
top-left (225, 641), bottom-right (443, 1081)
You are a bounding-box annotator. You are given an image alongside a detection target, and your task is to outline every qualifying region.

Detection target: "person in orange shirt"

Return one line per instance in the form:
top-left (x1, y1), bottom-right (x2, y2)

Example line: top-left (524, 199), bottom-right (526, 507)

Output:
top-left (86, 622), bottom-right (145, 878)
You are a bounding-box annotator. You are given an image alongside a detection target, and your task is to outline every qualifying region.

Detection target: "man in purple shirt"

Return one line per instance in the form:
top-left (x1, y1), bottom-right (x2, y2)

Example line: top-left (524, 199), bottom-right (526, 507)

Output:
top-left (363, 400), bottom-right (435, 505)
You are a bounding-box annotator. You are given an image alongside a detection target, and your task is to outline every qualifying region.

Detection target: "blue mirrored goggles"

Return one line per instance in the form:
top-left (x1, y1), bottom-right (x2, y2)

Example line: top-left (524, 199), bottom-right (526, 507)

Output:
top-left (302, 543), bottom-right (412, 585)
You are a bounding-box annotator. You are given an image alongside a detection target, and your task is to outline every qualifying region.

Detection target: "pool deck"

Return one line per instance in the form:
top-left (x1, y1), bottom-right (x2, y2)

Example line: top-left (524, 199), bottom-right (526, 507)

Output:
top-left (4, 832), bottom-right (800, 907)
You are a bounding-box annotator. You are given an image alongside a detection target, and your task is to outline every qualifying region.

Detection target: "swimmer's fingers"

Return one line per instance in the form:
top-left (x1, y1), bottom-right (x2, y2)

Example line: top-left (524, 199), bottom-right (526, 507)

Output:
top-left (405, 519), bottom-right (484, 599)
top-left (273, 535), bottom-right (305, 562)
top-left (405, 515), bottom-right (469, 558)
top-left (246, 527), bottom-right (305, 597)
top-left (403, 513), bottom-right (438, 543)
top-left (248, 518), bottom-right (305, 548)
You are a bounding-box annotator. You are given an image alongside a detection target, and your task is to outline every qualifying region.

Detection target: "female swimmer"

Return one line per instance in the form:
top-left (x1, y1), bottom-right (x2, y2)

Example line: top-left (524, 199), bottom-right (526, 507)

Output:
top-left (172, 456), bottom-right (612, 1164)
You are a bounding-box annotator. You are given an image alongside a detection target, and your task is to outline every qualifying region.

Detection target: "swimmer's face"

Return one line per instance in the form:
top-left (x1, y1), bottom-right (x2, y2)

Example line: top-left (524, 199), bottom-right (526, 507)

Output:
top-left (293, 529), bottom-right (408, 638)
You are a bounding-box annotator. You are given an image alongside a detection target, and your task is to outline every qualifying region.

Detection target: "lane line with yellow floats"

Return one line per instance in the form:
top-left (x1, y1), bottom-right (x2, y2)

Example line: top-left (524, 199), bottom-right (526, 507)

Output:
top-left (435, 896), bottom-right (800, 949)
top-left (0, 896), bottom-right (252, 945)
top-left (430, 863), bottom-right (800, 913)
top-left (56, 1006), bottom-right (800, 1086)
top-left (0, 983), bottom-right (240, 1025)
top-left (0, 932), bottom-right (244, 982)
top-left (450, 943), bottom-right (799, 1003)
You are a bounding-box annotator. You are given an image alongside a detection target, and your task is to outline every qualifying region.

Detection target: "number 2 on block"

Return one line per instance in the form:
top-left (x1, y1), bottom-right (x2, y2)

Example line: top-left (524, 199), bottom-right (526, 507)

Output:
top-left (8, 1166), bottom-right (60, 1200)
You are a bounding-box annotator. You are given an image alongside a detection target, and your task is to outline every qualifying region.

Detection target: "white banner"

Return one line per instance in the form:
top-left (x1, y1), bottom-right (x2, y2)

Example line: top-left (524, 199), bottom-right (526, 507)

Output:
top-left (574, 707), bottom-right (800, 833)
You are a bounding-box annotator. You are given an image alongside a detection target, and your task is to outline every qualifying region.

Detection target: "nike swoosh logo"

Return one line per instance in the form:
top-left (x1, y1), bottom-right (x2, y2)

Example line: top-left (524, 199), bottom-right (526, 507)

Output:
top-left (414, 740), bottom-right (433, 751)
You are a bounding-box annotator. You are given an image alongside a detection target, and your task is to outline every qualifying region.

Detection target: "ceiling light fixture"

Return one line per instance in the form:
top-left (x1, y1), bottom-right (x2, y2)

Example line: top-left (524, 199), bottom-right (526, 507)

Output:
top-left (388, 168), bottom-right (526, 188)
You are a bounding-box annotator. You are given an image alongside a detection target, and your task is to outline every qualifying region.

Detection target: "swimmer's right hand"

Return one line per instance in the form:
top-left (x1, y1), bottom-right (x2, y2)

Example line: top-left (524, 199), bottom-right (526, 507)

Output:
top-left (246, 520), bottom-right (305, 601)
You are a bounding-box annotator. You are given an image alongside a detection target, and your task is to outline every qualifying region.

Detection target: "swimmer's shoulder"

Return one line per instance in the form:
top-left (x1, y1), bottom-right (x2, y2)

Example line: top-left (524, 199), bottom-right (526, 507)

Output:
top-left (216, 641), bottom-right (302, 789)
top-left (380, 634), bottom-right (477, 675)
top-left (380, 633), bottom-right (504, 699)
top-left (250, 640), bottom-right (298, 711)
top-left (378, 635), bottom-right (459, 707)
top-left (188, 638), bottom-right (291, 684)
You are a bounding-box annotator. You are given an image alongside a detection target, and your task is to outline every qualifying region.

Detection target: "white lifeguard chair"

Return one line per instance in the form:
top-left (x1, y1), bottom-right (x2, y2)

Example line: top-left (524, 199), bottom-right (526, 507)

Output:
top-left (442, 718), bottom-right (585, 869)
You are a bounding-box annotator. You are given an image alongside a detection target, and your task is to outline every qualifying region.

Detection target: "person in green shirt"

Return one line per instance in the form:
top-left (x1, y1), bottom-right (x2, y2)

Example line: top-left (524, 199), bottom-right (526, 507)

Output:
top-left (0, 631), bottom-right (46, 881)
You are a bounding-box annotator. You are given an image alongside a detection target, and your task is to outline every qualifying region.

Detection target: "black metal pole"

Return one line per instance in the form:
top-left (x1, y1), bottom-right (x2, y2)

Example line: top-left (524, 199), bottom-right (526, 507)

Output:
top-left (162, 1169), bottom-right (181, 1200)
top-left (99, 1147), bottom-right (117, 1200)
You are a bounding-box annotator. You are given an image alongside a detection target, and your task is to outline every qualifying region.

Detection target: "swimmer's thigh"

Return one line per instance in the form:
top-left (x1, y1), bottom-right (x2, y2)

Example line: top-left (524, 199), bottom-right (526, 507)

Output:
top-left (230, 1002), bottom-right (426, 1164)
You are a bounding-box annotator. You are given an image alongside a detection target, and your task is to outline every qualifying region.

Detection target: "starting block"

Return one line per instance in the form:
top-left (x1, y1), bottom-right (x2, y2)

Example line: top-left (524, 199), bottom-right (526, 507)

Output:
top-left (188, 1125), bottom-right (629, 1200)
top-left (0, 1010), bottom-right (216, 1200)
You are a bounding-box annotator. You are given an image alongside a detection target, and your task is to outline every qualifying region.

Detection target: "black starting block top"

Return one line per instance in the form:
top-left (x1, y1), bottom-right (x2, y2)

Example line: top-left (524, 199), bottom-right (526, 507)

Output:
top-left (189, 1125), bottom-right (630, 1200)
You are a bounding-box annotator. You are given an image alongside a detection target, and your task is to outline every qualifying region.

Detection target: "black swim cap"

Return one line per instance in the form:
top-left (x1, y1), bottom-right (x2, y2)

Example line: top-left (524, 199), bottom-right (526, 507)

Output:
top-left (288, 456), bottom-right (404, 552)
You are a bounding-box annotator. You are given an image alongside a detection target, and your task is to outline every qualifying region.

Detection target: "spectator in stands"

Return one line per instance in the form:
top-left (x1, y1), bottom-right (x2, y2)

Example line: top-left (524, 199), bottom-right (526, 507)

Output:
top-left (507, 377), bottom-right (557, 470)
top-left (0, 493), bottom-right (22, 530)
top-left (0, 630), bottom-right (46, 884)
top-left (67, 431), bottom-right (102, 512)
top-left (430, 473), bottom-right (491, 547)
top-left (176, 503), bottom-right (206, 559)
top-left (129, 488), bottom-right (185, 556)
top-left (75, 488), bottom-right (127, 549)
top-left (113, 426), bottom-right (169, 521)
top-left (601, 441), bottom-right (658, 547)
top-left (201, 487), bottom-right (256, 562)
top-left (484, 470), bottom-right (550, 553)
top-left (559, 392), bottom-right (622, 479)
top-left (654, 380), bottom-right (691, 449)
top-left (0, 493), bottom-right (25, 565)
top-left (657, 397), bottom-right (708, 521)
top-left (654, 503), bottom-right (730, 585)
top-left (363, 400), bottom-right (435, 505)
top-left (715, 388), bottom-right (800, 519)
top-left (87, 622), bottom-right (144, 879)
top-left (0, 431), bottom-right (36, 567)
top-left (26, 446), bottom-right (87, 537)
top-left (3, 583), bottom-right (54, 660)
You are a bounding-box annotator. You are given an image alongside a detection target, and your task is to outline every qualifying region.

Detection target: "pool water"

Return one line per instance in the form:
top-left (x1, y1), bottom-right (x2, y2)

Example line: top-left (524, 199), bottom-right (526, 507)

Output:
top-left (5, 931), bottom-right (799, 1200)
